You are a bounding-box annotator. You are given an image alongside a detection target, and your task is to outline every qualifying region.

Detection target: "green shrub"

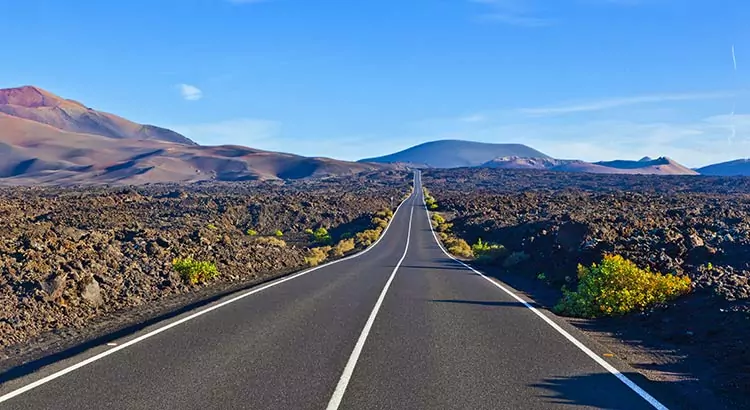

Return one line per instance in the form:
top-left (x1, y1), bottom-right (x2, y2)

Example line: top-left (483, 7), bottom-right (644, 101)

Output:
top-left (445, 237), bottom-right (473, 258)
top-left (355, 228), bottom-right (382, 247)
top-left (430, 213), bottom-right (452, 232)
top-left (207, 224), bottom-right (218, 230)
top-left (423, 188), bottom-right (439, 210)
top-left (472, 238), bottom-right (508, 264)
top-left (274, 230), bottom-right (284, 237)
top-left (554, 254), bottom-right (692, 318)
top-left (436, 221), bottom-right (453, 232)
top-left (254, 236), bottom-right (287, 247)
top-left (375, 209), bottom-right (394, 220)
top-left (431, 213), bottom-right (445, 226)
top-left (371, 217), bottom-right (389, 230)
top-left (305, 246), bottom-right (332, 266)
top-left (173, 258), bottom-right (219, 285)
top-left (246, 229), bottom-right (258, 236)
top-left (304, 228), bottom-right (314, 235)
top-left (313, 227), bottom-right (332, 244)
top-left (331, 238), bottom-right (356, 257)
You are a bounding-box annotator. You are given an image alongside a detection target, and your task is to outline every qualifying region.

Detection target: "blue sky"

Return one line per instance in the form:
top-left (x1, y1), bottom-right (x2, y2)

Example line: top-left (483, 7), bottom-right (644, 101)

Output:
top-left (2, 0), bottom-right (748, 166)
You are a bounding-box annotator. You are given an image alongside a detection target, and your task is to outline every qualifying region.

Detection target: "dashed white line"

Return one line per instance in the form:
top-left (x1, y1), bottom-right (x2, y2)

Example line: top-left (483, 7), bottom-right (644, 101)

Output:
top-left (326, 193), bottom-right (415, 410)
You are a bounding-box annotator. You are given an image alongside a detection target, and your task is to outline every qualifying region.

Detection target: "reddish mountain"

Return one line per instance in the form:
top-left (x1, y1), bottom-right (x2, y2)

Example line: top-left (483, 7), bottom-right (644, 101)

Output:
top-left (0, 86), bottom-right (196, 145)
top-left (0, 86), bottom-right (391, 185)
top-left (481, 156), bottom-right (697, 175)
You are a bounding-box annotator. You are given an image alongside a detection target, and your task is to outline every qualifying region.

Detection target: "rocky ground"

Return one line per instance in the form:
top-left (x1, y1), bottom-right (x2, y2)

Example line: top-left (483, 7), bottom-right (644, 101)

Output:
top-left (0, 170), bottom-right (410, 369)
top-left (423, 168), bottom-right (750, 409)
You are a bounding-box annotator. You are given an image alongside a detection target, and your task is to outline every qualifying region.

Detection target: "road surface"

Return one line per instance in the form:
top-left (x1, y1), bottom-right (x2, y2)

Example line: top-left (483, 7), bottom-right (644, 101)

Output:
top-left (0, 171), bottom-right (675, 409)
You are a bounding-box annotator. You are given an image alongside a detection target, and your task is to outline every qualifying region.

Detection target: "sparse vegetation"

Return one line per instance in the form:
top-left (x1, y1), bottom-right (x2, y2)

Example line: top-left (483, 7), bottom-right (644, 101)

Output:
top-left (253, 236), bottom-right (287, 247)
top-left (246, 229), bottom-right (258, 236)
top-left (425, 195), bottom-right (472, 258)
top-left (355, 228), bottom-right (383, 247)
top-left (313, 227), bottom-right (332, 244)
top-left (371, 217), bottom-right (389, 230)
top-left (331, 238), bottom-right (356, 257)
top-left (444, 237), bottom-right (473, 258)
top-left (172, 258), bottom-right (219, 285)
top-left (555, 254), bottom-right (692, 318)
top-left (274, 230), bottom-right (284, 237)
top-left (471, 238), bottom-right (507, 264)
top-left (375, 209), bottom-right (394, 220)
top-left (304, 246), bottom-right (332, 266)
top-left (423, 188), bottom-right (438, 210)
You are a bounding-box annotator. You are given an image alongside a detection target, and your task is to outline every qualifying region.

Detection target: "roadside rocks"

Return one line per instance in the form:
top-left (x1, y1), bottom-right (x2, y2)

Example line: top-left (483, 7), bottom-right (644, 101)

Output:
top-left (423, 168), bottom-right (750, 404)
top-left (0, 171), bottom-right (409, 352)
top-left (426, 184), bottom-right (750, 303)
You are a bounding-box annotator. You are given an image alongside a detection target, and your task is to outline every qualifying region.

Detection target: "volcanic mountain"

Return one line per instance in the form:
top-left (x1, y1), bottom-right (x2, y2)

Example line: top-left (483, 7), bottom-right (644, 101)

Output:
top-left (0, 86), bottom-right (195, 145)
top-left (696, 159), bottom-right (750, 176)
top-left (359, 140), bottom-right (551, 168)
top-left (0, 86), bottom-right (390, 185)
top-left (481, 156), bottom-right (697, 175)
top-left (364, 140), bottom-right (697, 175)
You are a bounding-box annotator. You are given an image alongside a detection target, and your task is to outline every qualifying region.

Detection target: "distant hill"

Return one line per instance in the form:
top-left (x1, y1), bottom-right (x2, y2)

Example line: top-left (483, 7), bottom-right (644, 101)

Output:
top-left (591, 157), bottom-right (698, 175)
top-left (0, 86), bottom-right (392, 185)
top-left (697, 159), bottom-right (750, 176)
top-left (360, 140), bottom-right (550, 168)
top-left (481, 156), bottom-right (574, 170)
top-left (0, 86), bottom-right (196, 145)
top-left (482, 156), bottom-right (698, 175)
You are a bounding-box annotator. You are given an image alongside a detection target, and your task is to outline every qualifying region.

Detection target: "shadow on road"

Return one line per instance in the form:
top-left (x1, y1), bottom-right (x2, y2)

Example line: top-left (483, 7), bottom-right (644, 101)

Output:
top-left (399, 265), bottom-right (467, 271)
top-left (429, 299), bottom-right (530, 308)
top-left (530, 372), bottom-right (658, 410)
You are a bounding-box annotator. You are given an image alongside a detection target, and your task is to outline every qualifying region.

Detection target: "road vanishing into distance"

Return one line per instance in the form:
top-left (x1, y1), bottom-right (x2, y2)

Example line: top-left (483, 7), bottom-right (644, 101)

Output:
top-left (0, 172), bottom-right (676, 409)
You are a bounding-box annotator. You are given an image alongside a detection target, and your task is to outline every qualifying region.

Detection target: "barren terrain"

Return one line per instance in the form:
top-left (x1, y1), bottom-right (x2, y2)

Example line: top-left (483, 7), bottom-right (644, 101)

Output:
top-left (423, 168), bottom-right (750, 408)
top-left (0, 170), bottom-right (410, 370)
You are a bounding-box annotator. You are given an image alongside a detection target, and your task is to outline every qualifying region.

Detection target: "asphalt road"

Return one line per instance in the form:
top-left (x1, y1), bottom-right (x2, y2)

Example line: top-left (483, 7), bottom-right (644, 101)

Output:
top-left (0, 171), bottom-right (675, 409)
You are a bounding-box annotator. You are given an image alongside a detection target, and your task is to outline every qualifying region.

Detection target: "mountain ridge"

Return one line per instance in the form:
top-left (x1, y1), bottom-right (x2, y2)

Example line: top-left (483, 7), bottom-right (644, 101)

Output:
top-left (360, 139), bottom-right (551, 168)
top-left (697, 158), bottom-right (750, 176)
top-left (0, 86), bottom-right (197, 146)
top-left (0, 86), bottom-right (393, 185)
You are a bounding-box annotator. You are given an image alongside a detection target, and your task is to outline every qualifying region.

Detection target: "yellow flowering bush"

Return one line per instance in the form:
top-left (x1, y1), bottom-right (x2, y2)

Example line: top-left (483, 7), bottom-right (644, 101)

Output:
top-left (555, 254), bottom-right (691, 318)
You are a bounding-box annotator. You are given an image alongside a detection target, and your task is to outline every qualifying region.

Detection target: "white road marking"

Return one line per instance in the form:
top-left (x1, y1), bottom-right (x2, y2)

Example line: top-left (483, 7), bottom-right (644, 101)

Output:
top-left (326, 191), bottom-right (416, 410)
top-left (0, 174), bottom-right (417, 404)
top-left (420, 171), bottom-right (669, 410)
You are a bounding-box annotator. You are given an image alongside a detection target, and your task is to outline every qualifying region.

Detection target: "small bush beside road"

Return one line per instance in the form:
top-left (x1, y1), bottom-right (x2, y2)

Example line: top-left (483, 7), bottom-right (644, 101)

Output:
top-left (173, 258), bottom-right (220, 285)
top-left (555, 254), bottom-right (692, 318)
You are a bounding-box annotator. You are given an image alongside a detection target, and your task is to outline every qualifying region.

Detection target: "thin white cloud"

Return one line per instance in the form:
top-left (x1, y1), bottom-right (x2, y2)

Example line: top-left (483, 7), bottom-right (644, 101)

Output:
top-left (460, 114), bottom-right (487, 123)
top-left (173, 118), bottom-right (280, 147)
top-left (469, 0), bottom-right (553, 27)
top-left (177, 84), bottom-right (203, 101)
top-left (519, 92), bottom-right (734, 116)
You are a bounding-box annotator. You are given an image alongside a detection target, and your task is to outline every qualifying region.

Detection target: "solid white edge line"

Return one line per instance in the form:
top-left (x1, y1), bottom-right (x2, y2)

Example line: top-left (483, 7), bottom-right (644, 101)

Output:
top-left (420, 172), bottom-right (669, 410)
top-left (0, 172), bottom-right (418, 405)
top-left (326, 188), bottom-right (415, 410)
